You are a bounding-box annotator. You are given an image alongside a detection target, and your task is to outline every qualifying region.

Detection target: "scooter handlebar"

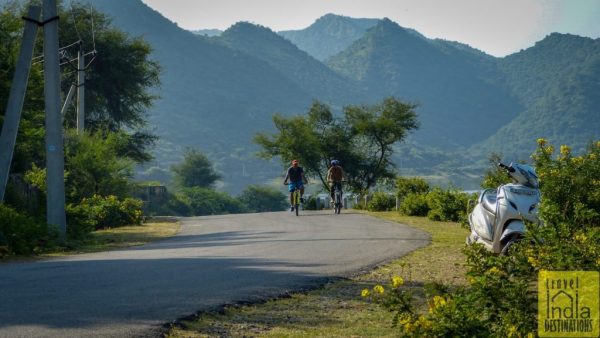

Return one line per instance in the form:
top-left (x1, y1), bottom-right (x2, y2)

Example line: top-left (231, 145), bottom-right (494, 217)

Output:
top-left (498, 162), bottom-right (516, 173)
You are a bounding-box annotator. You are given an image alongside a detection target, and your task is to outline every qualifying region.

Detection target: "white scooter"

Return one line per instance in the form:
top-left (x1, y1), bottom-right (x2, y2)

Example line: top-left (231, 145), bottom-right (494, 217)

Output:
top-left (467, 162), bottom-right (541, 254)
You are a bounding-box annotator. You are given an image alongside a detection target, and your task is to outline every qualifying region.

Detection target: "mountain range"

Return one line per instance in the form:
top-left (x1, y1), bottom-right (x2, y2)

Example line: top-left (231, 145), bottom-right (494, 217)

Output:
top-left (3, 0), bottom-right (599, 192)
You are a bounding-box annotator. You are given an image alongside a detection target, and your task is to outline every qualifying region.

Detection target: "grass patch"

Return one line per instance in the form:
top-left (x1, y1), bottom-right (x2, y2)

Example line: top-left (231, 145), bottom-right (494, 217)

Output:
top-left (3, 219), bottom-right (180, 262)
top-left (166, 212), bottom-right (467, 337)
top-left (60, 219), bottom-right (181, 255)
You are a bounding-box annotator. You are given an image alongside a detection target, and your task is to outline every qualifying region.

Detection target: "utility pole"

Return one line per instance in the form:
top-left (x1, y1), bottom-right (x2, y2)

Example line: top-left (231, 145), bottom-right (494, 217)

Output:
top-left (76, 43), bottom-right (85, 133)
top-left (0, 6), bottom-right (42, 203)
top-left (43, 0), bottom-right (67, 240)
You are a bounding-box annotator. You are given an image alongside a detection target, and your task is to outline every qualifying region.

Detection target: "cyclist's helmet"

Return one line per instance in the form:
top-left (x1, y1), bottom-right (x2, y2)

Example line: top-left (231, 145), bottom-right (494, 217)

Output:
top-left (291, 159), bottom-right (299, 165)
top-left (331, 160), bottom-right (339, 166)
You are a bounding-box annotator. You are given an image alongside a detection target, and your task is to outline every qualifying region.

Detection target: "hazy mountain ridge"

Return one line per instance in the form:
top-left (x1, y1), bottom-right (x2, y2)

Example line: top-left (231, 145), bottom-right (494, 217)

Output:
top-left (3, 0), bottom-right (598, 191)
top-left (191, 29), bottom-right (222, 37)
top-left (216, 22), bottom-right (363, 105)
top-left (278, 14), bottom-right (380, 62)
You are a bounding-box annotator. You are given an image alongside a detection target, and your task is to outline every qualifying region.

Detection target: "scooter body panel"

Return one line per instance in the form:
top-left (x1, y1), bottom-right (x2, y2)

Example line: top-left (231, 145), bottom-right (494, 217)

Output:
top-left (469, 203), bottom-right (494, 241)
top-left (468, 181), bottom-right (540, 253)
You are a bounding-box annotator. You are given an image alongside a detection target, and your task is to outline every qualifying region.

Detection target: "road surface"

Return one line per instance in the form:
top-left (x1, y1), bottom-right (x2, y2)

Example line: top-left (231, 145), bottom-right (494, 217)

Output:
top-left (0, 211), bottom-right (429, 337)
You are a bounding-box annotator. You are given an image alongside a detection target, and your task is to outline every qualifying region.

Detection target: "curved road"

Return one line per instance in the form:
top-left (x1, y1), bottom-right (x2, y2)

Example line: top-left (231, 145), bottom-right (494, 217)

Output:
top-left (0, 211), bottom-right (429, 337)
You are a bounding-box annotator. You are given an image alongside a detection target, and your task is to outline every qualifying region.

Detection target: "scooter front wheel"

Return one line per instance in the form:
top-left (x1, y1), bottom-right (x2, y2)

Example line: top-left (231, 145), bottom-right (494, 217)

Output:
top-left (500, 235), bottom-right (522, 255)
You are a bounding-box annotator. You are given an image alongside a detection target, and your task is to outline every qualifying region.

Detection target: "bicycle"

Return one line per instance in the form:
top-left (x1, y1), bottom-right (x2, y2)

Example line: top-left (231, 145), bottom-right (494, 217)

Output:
top-left (291, 186), bottom-right (301, 216)
top-left (332, 182), bottom-right (343, 214)
top-left (285, 182), bottom-right (302, 216)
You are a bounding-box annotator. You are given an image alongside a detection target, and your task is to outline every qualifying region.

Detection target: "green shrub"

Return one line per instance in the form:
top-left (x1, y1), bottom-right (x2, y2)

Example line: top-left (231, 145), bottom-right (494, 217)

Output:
top-left (0, 205), bottom-right (56, 256)
top-left (399, 192), bottom-right (429, 216)
top-left (238, 185), bottom-right (287, 212)
top-left (142, 191), bottom-right (192, 217)
top-left (396, 176), bottom-right (430, 200)
top-left (181, 187), bottom-right (247, 215)
top-left (303, 195), bottom-right (318, 210)
top-left (68, 195), bottom-right (143, 231)
top-left (367, 139), bottom-right (600, 337)
top-left (64, 132), bottom-right (135, 203)
top-left (425, 188), bottom-right (469, 222)
top-left (368, 191), bottom-right (396, 211)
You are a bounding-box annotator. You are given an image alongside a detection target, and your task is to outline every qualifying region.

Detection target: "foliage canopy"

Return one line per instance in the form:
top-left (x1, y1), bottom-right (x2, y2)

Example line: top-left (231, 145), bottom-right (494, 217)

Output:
top-left (255, 97), bottom-right (418, 194)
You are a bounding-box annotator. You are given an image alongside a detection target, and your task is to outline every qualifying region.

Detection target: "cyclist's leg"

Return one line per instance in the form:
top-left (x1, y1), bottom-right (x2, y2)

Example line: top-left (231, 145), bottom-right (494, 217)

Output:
top-left (329, 183), bottom-right (335, 201)
top-left (288, 182), bottom-right (296, 210)
top-left (299, 182), bottom-right (305, 202)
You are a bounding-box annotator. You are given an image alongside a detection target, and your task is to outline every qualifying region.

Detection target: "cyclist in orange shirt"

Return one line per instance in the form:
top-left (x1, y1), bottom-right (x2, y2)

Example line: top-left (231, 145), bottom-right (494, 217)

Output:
top-left (283, 159), bottom-right (308, 211)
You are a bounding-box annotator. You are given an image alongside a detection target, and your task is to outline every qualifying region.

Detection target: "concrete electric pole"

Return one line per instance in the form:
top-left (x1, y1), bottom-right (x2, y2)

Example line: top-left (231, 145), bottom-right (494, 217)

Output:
top-left (43, 0), bottom-right (67, 240)
top-left (0, 6), bottom-right (41, 203)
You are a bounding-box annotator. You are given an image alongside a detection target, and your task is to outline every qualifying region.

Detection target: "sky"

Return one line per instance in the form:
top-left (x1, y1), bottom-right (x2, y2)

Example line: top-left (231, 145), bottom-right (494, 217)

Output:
top-left (140, 0), bottom-right (600, 57)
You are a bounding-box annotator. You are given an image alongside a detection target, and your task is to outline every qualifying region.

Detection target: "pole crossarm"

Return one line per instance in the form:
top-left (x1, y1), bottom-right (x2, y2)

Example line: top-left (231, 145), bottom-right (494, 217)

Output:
top-left (21, 15), bottom-right (59, 26)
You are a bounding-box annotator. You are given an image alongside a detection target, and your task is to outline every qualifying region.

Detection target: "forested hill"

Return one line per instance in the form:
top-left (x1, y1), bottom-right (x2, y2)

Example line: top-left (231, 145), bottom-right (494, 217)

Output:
top-left (327, 18), bottom-right (520, 149)
top-left (84, 0), bottom-right (321, 192)
top-left (471, 33), bottom-right (600, 159)
top-left (216, 22), bottom-right (362, 105)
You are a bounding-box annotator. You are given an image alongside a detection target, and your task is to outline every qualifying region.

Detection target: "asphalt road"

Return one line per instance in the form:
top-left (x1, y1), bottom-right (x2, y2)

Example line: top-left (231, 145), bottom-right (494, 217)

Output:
top-left (0, 211), bottom-right (429, 337)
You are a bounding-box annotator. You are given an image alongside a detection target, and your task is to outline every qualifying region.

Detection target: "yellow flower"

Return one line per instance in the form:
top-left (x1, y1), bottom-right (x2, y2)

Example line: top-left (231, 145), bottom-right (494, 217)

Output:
top-left (416, 315), bottom-right (432, 329)
top-left (537, 138), bottom-right (546, 146)
top-left (487, 266), bottom-right (501, 275)
top-left (373, 284), bottom-right (385, 294)
top-left (433, 295), bottom-right (447, 307)
top-left (507, 325), bottom-right (518, 337)
top-left (429, 295), bottom-right (448, 313)
top-left (528, 256), bottom-right (540, 267)
top-left (398, 315), bottom-right (411, 326)
top-left (575, 233), bottom-right (587, 242)
top-left (391, 276), bottom-right (404, 288)
top-left (361, 289), bottom-right (370, 297)
top-left (560, 145), bottom-right (571, 156)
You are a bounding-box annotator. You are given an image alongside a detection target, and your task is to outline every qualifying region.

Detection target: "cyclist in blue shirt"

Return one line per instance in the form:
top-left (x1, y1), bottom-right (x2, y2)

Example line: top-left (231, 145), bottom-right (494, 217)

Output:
top-left (283, 159), bottom-right (308, 211)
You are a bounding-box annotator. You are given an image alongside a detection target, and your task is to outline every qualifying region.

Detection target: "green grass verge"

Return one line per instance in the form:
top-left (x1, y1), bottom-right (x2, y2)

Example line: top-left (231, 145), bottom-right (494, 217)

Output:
top-left (166, 212), bottom-right (467, 337)
top-left (2, 219), bottom-right (180, 262)
top-left (59, 219), bottom-right (181, 255)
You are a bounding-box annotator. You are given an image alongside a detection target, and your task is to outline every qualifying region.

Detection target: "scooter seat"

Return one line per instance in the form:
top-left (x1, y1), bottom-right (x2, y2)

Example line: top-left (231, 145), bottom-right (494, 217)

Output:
top-left (481, 189), bottom-right (497, 213)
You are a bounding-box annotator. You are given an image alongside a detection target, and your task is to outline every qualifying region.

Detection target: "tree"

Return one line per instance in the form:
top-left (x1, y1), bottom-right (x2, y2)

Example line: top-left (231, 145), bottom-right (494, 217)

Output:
top-left (58, 3), bottom-right (160, 162)
top-left (0, 2), bottom-right (161, 170)
top-left (171, 148), bottom-right (221, 189)
top-left (255, 97), bottom-right (419, 194)
top-left (63, 131), bottom-right (134, 203)
top-left (344, 97), bottom-right (419, 193)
